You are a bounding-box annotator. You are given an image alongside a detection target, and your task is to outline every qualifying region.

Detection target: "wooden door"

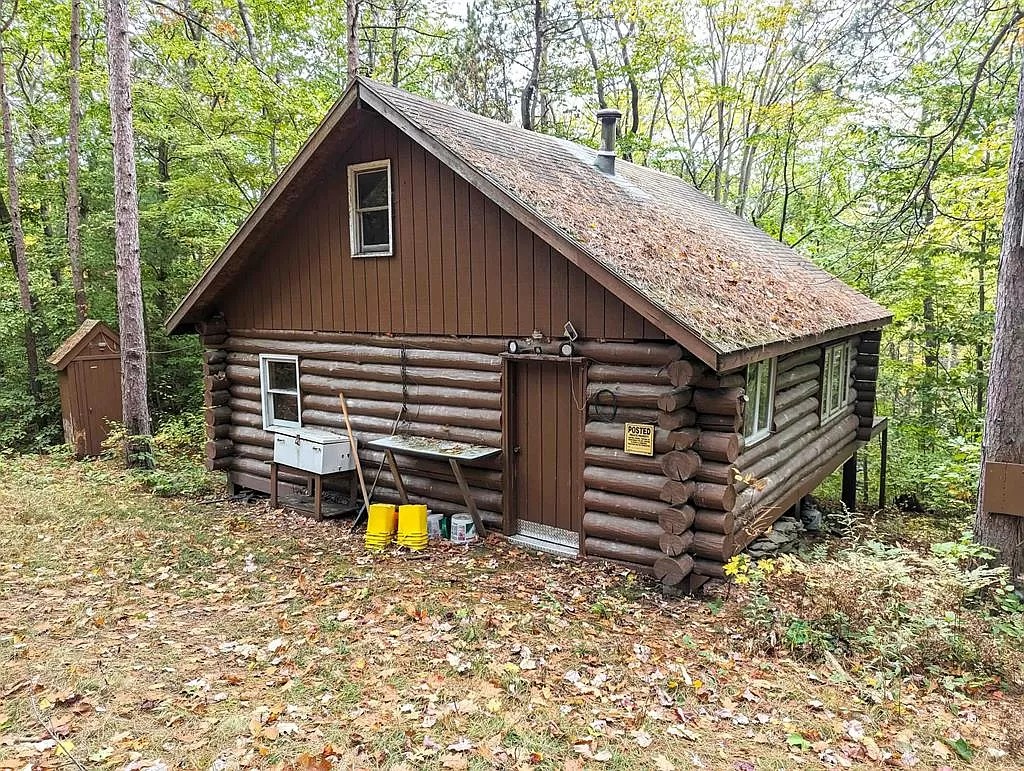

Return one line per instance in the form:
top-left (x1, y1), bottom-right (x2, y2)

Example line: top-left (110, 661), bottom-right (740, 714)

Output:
top-left (509, 359), bottom-right (585, 547)
top-left (75, 357), bottom-right (123, 456)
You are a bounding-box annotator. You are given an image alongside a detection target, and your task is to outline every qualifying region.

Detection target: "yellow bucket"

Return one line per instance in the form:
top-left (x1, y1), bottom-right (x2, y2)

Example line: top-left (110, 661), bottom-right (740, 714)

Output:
top-left (397, 504), bottom-right (429, 551)
top-left (365, 503), bottom-right (397, 551)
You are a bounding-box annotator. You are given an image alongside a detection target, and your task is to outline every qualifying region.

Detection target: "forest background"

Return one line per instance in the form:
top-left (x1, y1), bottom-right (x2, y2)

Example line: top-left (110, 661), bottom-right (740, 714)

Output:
top-left (0, 0), bottom-right (1016, 517)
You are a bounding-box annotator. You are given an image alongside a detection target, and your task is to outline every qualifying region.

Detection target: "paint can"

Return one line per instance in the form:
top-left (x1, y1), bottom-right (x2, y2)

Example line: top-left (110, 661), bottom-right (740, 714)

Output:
top-left (450, 513), bottom-right (476, 544)
top-left (427, 510), bottom-right (443, 540)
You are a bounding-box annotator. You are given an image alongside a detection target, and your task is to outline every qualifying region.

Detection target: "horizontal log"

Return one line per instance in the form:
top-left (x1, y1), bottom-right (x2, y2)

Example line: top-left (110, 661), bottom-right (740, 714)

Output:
top-left (738, 411), bottom-right (819, 473)
top-left (587, 555), bottom-right (655, 577)
top-left (734, 414), bottom-right (859, 517)
top-left (206, 423), bottom-right (230, 440)
top-left (695, 461), bottom-right (734, 485)
top-left (204, 361), bottom-right (226, 377)
top-left (204, 349), bottom-right (227, 366)
top-left (227, 426), bottom-right (272, 448)
top-left (301, 393), bottom-right (501, 430)
top-left (233, 442), bottom-right (271, 461)
top-left (656, 388), bottom-right (693, 412)
top-left (694, 371), bottom-right (744, 389)
top-left (854, 401), bottom-right (875, 418)
top-left (666, 360), bottom-right (706, 388)
top-left (231, 411), bottom-right (263, 429)
top-left (302, 358), bottom-right (502, 387)
top-left (858, 338), bottom-right (880, 355)
top-left (204, 389), bottom-right (229, 408)
top-left (303, 372), bottom-right (499, 399)
top-left (659, 450), bottom-right (701, 481)
top-left (583, 466), bottom-right (665, 500)
top-left (574, 341), bottom-right (683, 366)
top-left (229, 384), bottom-right (262, 401)
top-left (658, 530), bottom-right (694, 557)
top-left (658, 408), bottom-right (697, 430)
top-left (692, 387), bottom-right (744, 417)
top-left (209, 457), bottom-right (232, 471)
top-left (696, 431), bottom-right (741, 463)
top-left (302, 409), bottom-right (502, 448)
top-left (775, 379), bottom-right (819, 413)
top-left (583, 537), bottom-right (664, 567)
top-left (659, 479), bottom-right (695, 505)
top-left (854, 364), bottom-right (878, 381)
top-left (775, 363), bottom-right (819, 391)
top-left (587, 363), bottom-right (671, 385)
top-left (227, 336), bottom-right (502, 368)
top-left (658, 505), bottom-right (696, 534)
top-left (584, 422), bottom-right (697, 453)
top-left (583, 511), bottom-right (666, 551)
top-left (205, 373), bottom-right (229, 392)
top-left (588, 382), bottom-right (676, 409)
top-left (206, 439), bottom-right (233, 461)
top-left (654, 554), bottom-right (694, 586)
top-left (772, 396), bottom-right (820, 432)
top-left (692, 482), bottom-right (736, 512)
top-left (582, 489), bottom-right (664, 520)
top-left (856, 352), bottom-right (880, 367)
top-left (691, 558), bottom-right (726, 578)
top-left (371, 487), bottom-right (502, 530)
top-left (691, 530), bottom-right (737, 561)
top-left (697, 413), bottom-right (742, 431)
top-left (776, 346), bottom-right (821, 374)
top-left (228, 397), bottom-right (261, 415)
top-left (225, 364), bottom-right (260, 386)
top-left (229, 329), bottom-right (508, 355)
top-left (583, 446), bottom-right (663, 475)
top-left (202, 333), bottom-right (228, 347)
top-left (363, 449), bottom-right (502, 486)
top-left (853, 379), bottom-right (877, 395)
top-left (693, 508), bottom-right (735, 534)
top-left (205, 405), bottom-right (231, 426)
top-left (590, 406), bottom-right (662, 424)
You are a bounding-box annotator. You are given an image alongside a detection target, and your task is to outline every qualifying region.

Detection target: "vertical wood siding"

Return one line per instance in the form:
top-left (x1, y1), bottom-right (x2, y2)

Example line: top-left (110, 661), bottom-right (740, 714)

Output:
top-left (219, 114), bottom-right (664, 341)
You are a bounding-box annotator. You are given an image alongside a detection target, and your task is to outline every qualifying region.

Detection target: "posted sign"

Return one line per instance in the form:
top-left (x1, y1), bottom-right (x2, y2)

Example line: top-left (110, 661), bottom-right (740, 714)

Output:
top-left (623, 422), bottom-right (655, 456)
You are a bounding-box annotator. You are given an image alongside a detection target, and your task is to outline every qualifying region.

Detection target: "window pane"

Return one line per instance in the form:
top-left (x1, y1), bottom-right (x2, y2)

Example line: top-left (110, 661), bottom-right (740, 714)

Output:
top-left (272, 393), bottom-right (299, 423)
top-left (758, 363), bottom-right (772, 431)
top-left (360, 209), bottom-right (391, 248)
top-left (744, 364), bottom-right (758, 436)
top-left (357, 169), bottom-right (389, 208)
top-left (268, 360), bottom-right (297, 391)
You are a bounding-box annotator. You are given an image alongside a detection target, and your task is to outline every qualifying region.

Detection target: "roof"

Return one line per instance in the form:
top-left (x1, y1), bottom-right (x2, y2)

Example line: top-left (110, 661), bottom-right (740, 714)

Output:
top-left (167, 78), bottom-right (890, 370)
top-left (47, 320), bottom-right (119, 370)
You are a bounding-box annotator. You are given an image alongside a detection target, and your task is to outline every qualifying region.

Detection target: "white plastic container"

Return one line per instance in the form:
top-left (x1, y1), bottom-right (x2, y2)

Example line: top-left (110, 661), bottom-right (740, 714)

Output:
top-left (427, 511), bottom-right (443, 540)
top-left (450, 513), bottom-right (476, 544)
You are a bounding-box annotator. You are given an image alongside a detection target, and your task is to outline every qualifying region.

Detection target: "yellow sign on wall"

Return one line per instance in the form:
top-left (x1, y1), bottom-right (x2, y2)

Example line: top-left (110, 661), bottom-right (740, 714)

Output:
top-left (623, 422), bottom-right (655, 456)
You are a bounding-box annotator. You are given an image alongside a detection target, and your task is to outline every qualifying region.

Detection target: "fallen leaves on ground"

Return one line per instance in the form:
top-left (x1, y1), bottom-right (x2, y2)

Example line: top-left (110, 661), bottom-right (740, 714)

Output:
top-left (0, 455), bottom-right (1020, 769)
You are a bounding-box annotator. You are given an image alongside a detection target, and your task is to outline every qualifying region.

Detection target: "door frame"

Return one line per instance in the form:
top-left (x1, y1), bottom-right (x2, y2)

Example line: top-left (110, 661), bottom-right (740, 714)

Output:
top-left (500, 354), bottom-right (588, 539)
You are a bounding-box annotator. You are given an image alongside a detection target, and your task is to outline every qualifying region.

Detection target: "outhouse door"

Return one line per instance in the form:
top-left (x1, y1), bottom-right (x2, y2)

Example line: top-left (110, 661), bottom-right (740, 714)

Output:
top-left (508, 358), bottom-right (585, 555)
top-left (72, 358), bottom-right (122, 456)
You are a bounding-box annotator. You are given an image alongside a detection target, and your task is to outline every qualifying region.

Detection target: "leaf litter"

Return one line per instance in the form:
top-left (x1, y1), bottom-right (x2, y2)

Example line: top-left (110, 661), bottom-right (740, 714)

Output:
top-left (0, 455), bottom-right (1020, 769)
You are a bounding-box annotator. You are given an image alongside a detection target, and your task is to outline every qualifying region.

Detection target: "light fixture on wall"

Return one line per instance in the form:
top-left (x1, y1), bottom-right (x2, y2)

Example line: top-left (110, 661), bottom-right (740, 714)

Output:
top-left (507, 339), bottom-right (521, 354)
top-left (558, 341), bottom-right (576, 357)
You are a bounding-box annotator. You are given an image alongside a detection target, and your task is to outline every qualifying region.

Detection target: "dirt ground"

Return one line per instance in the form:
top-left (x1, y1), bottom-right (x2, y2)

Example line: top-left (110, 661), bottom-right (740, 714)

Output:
top-left (1, 455), bottom-right (1020, 770)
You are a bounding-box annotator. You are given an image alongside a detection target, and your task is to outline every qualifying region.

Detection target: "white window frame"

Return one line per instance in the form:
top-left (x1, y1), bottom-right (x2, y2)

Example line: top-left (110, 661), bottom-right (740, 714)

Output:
top-left (743, 358), bottom-right (776, 446)
top-left (348, 159), bottom-right (393, 257)
top-left (820, 343), bottom-right (850, 424)
top-left (259, 354), bottom-right (302, 431)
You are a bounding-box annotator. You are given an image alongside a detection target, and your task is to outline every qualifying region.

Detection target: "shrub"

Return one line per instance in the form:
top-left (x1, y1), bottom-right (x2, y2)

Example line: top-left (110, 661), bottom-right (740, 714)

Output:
top-left (724, 535), bottom-right (1024, 693)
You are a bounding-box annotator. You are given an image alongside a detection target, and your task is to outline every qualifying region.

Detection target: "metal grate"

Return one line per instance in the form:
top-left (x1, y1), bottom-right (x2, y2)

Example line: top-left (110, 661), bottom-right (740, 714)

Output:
top-left (515, 520), bottom-right (580, 550)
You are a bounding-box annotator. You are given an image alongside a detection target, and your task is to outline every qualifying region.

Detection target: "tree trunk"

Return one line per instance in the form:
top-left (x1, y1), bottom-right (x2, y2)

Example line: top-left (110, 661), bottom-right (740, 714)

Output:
top-left (346, 0), bottom-right (359, 84)
top-left (68, 0), bottom-right (86, 323)
top-left (976, 58), bottom-right (1024, 581)
top-left (0, 20), bottom-right (39, 402)
top-left (104, 0), bottom-right (152, 464)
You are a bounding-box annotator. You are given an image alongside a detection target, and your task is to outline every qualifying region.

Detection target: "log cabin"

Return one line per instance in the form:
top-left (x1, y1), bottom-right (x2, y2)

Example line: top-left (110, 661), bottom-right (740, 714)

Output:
top-left (167, 77), bottom-right (891, 592)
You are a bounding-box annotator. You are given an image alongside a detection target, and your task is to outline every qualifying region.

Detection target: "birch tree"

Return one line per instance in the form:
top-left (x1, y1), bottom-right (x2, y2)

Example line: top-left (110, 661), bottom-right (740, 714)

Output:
top-left (104, 0), bottom-right (152, 463)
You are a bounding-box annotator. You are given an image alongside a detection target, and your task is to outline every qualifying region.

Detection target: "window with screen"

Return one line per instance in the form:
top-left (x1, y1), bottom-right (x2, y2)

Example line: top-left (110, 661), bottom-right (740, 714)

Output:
top-left (348, 160), bottom-right (393, 256)
top-left (259, 354), bottom-right (301, 430)
top-left (821, 343), bottom-right (850, 423)
top-left (744, 358), bottom-right (776, 445)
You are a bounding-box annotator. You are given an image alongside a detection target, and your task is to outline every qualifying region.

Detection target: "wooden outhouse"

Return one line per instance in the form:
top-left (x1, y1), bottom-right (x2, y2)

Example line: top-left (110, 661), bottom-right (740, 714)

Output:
top-left (48, 320), bottom-right (122, 458)
top-left (167, 78), bottom-right (891, 592)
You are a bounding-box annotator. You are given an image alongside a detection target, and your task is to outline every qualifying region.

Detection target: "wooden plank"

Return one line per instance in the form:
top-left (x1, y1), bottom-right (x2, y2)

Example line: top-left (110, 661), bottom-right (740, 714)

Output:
top-left (372, 125), bottom-right (394, 334)
top-left (585, 274), bottom-right (606, 339)
top-left (533, 239), bottom-right (552, 336)
top-left (425, 151), bottom-right (444, 332)
top-left (454, 174), bottom-right (472, 335)
top-left (439, 163), bottom-right (458, 334)
top-left (469, 185), bottom-right (489, 334)
top-left (549, 232), bottom-right (568, 338)
top-left (517, 227), bottom-right (534, 337)
top-left (499, 210), bottom-right (519, 337)
top-left (395, 127), bottom-right (413, 332)
top-left (484, 186), bottom-right (503, 335)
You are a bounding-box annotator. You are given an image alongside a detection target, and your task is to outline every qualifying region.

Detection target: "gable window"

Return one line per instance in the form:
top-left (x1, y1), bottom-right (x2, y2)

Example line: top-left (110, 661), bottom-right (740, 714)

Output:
top-left (348, 159), bottom-right (393, 256)
top-left (260, 354), bottom-right (301, 430)
top-left (744, 358), bottom-right (776, 445)
top-left (821, 343), bottom-right (850, 423)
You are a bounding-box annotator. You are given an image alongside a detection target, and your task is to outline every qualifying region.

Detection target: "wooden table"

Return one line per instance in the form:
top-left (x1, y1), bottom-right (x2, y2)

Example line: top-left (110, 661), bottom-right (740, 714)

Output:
top-left (364, 435), bottom-right (501, 537)
top-left (268, 462), bottom-right (358, 520)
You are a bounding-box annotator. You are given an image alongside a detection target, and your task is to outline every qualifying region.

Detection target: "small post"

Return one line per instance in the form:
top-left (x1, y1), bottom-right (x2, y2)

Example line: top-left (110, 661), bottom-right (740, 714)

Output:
top-left (842, 451), bottom-right (858, 512)
top-left (879, 427), bottom-right (888, 509)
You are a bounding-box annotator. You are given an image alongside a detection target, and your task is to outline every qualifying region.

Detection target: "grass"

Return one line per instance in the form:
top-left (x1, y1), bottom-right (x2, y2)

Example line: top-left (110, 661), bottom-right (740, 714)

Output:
top-left (0, 453), bottom-right (1020, 770)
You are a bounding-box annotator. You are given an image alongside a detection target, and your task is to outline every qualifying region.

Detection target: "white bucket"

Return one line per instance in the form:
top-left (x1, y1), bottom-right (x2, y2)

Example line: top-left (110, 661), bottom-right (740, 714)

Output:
top-left (427, 510), bottom-right (443, 540)
top-left (450, 513), bottom-right (476, 544)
